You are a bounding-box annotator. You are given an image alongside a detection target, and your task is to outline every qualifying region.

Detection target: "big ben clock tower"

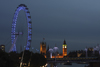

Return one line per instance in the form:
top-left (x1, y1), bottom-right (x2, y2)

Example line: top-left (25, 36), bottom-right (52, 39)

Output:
top-left (62, 40), bottom-right (67, 56)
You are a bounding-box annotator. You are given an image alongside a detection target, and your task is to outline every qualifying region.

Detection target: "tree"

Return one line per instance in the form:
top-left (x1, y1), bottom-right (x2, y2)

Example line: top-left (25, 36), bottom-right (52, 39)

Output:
top-left (0, 50), bottom-right (14, 67)
top-left (30, 53), bottom-right (47, 67)
top-left (9, 51), bottom-right (20, 67)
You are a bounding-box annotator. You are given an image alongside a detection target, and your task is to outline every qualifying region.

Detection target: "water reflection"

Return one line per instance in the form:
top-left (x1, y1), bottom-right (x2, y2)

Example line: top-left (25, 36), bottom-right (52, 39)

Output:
top-left (48, 63), bottom-right (57, 67)
top-left (47, 63), bottom-right (86, 67)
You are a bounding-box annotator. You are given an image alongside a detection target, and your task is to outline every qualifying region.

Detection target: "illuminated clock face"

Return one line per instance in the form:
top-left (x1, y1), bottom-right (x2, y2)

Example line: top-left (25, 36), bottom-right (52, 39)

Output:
top-left (63, 45), bottom-right (64, 48)
top-left (63, 46), bottom-right (64, 48)
top-left (62, 45), bottom-right (67, 48)
top-left (65, 46), bottom-right (67, 48)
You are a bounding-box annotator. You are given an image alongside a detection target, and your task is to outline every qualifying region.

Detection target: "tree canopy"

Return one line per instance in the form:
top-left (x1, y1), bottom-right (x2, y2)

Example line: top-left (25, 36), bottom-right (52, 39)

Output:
top-left (0, 50), bottom-right (47, 67)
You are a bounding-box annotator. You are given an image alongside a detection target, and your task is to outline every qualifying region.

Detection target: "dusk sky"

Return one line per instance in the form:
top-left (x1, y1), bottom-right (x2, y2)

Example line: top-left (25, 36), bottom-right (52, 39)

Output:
top-left (0, 0), bottom-right (100, 53)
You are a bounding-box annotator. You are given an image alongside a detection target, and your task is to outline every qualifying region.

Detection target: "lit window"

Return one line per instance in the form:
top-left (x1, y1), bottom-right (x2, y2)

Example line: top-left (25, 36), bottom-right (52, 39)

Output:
top-left (25, 63), bottom-right (27, 65)
top-left (2, 46), bottom-right (4, 47)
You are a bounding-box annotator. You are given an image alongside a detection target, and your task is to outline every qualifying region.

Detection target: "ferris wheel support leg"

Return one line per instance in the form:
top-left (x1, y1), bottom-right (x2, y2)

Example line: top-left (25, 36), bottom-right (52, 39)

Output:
top-left (9, 35), bottom-right (18, 52)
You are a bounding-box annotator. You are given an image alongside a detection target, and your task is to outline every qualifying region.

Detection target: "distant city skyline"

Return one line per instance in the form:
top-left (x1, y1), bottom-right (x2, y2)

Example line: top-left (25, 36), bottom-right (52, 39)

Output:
top-left (0, 0), bottom-right (100, 53)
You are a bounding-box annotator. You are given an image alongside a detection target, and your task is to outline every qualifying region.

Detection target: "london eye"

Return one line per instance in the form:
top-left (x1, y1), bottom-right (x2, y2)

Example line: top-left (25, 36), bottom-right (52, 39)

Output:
top-left (9, 4), bottom-right (32, 52)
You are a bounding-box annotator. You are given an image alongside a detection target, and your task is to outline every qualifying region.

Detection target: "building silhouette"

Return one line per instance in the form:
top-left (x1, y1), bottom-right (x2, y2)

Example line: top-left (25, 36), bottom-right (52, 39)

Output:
top-left (40, 42), bottom-right (46, 55)
top-left (0, 44), bottom-right (5, 51)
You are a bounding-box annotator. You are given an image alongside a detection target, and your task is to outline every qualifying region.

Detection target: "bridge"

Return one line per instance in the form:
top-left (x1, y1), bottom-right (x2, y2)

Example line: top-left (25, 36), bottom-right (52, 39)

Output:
top-left (47, 57), bottom-right (100, 63)
top-left (47, 57), bottom-right (100, 67)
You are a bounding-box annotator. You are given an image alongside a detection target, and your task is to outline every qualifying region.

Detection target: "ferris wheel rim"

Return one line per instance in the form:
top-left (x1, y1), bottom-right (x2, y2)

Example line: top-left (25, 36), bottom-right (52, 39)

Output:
top-left (11, 4), bottom-right (32, 52)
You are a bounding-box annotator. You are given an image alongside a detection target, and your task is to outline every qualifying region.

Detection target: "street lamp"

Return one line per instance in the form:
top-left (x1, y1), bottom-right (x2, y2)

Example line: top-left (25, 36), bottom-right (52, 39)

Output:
top-left (32, 47), bottom-right (34, 53)
top-left (85, 47), bottom-right (87, 57)
top-left (93, 47), bottom-right (96, 54)
top-left (36, 49), bottom-right (39, 53)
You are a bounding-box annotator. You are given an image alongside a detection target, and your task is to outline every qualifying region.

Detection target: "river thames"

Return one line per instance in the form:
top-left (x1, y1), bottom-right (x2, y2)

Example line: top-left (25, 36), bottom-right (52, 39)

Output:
top-left (47, 63), bottom-right (86, 67)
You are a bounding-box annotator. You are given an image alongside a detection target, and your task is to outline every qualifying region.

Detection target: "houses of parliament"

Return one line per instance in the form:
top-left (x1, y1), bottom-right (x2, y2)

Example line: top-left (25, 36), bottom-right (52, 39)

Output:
top-left (40, 40), bottom-right (67, 58)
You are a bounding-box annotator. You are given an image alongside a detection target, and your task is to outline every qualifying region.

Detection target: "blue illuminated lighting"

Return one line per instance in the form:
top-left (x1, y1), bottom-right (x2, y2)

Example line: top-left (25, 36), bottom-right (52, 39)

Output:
top-left (11, 4), bottom-right (32, 52)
